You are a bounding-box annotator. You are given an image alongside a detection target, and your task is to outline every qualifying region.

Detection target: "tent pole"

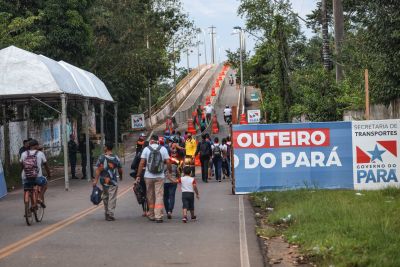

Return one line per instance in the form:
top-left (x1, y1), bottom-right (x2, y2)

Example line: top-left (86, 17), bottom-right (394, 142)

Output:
top-left (100, 101), bottom-right (105, 147)
top-left (61, 94), bottom-right (69, 191)
top-left (114, 103), bottom-right (118, 153)
top-left (84, 99), bottom-right (91, 181)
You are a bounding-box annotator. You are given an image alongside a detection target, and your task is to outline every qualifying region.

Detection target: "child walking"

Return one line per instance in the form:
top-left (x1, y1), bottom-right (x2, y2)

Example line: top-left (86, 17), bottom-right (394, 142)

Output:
top-left (177, 166), bottom-right (200, 223)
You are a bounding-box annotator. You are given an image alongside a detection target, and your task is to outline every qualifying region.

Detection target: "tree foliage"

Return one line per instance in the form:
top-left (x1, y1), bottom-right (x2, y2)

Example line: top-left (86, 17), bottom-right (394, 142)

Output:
top-left (238, 0), bottom-right (400, 123)
top-left (0, 0), bottom-right (195, 131)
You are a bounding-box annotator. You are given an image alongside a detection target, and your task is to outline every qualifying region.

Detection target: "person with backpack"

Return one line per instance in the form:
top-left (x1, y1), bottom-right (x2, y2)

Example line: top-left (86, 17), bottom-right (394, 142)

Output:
top-left (136, 135), bottom-right (174, 223)
top-left (131, 141), bottom-right (149, 217)
top-left (221, 138), bottom-right (230, 179)
top-left (93, 142), bottom-right (123, 221)
top-left (20, 139), bottom-right (51, 208)
top-left (79, 134), bottom-right (95, 180)
top-left (211, 137), bottom-right (224, 182)
top-left (195, 134), bottom-right (212, 183)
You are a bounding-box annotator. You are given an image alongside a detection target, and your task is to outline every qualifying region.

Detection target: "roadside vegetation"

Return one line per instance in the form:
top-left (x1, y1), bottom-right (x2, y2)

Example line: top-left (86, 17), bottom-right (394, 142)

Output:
top-left (250, 188), bottom-right (400, 266)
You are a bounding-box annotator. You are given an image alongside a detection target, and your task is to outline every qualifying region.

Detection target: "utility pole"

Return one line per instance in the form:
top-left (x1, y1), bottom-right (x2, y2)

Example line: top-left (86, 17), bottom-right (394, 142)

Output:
top-left (322, 0), bottom-right (332, 70)
top-left (203, 29), bottom-right (208, 65)
top-left (186, 48), bottom-right (190, 75)
top-left (333, 0), bottom-right (344, 82)
top-left (209, 25), bottom-right (216, 64)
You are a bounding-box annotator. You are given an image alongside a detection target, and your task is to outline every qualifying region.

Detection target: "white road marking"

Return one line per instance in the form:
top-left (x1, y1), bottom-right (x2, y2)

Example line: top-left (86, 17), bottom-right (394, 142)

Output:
top-left (239, 195), bottom-right (251, 267)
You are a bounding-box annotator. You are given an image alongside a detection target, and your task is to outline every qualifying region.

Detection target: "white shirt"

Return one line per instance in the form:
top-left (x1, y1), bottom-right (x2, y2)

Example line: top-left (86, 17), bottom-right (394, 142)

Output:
top-left (205, 105), bottom-right (213, 114)
top-left (141, 144), bottom-right (170, 178)
top-left (223, 108), bottom-right (232, 116)
top-left (178, 175), bottom-right (197, 192)
top-left (20, 150), bottom-right (47, 179)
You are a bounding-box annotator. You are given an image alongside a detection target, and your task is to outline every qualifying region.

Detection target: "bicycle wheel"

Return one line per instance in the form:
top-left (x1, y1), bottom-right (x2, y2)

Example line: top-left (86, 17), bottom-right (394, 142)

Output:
top-left (34, 204), bottom-right (44, 222)
top-left (24, 195), bottom-right (34, 226)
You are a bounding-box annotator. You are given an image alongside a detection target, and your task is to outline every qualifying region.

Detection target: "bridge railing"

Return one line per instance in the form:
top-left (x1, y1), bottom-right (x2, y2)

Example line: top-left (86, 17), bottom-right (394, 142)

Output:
top-left (174, 64), bottom-right (223, 125)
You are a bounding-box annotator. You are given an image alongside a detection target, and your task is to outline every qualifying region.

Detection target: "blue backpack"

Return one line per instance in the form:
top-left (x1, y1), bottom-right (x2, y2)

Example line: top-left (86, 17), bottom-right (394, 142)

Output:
top-left (90, 185), bottom-right (103, 205)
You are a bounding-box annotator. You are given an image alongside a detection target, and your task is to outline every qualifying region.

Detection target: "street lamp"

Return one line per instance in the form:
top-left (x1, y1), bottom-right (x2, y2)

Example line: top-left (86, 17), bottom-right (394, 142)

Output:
top-left (233, 26), bottom-right (245, 113)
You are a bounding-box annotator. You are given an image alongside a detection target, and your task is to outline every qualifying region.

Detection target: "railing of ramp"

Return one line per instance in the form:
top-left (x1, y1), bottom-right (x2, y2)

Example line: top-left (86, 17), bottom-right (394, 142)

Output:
top-left (144, 65), bottom-right (206, 118)
top-left (174, 64), bottom-right (224, 125)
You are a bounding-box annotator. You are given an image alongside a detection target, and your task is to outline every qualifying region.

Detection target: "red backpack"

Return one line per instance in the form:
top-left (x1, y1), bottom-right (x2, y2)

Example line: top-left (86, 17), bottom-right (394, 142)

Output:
top-left (23, 151), bottom-right (39, 180)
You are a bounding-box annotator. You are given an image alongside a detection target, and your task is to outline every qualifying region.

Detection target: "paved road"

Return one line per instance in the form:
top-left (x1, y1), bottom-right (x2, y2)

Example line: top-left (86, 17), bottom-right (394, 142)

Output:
top-left (0, 157), bottom-right (263, 267)
top-left (0, 67), bottom-right (264, 267)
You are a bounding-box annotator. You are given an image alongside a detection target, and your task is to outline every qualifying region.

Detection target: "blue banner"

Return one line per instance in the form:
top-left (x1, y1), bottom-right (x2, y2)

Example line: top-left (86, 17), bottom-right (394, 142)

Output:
top-left (0, 159), bottom-right (7, 199)
top-left (233, 120), bottom-right (400, 193)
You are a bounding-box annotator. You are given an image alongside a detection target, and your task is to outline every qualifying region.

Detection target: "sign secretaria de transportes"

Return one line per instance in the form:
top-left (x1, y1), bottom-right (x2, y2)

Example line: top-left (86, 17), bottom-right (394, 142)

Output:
top-left (232, 120), bottom-right (400, 193)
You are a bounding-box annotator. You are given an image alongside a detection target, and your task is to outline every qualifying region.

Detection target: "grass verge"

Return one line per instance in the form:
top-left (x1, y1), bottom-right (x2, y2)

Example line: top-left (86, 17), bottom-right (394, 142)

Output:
top-left (250, 188), bottom-right (400, 266)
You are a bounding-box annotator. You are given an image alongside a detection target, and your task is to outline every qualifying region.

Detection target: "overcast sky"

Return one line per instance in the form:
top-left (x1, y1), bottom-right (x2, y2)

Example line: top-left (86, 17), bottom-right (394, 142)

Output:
top-left (178, 0), bottom-right (317, 68)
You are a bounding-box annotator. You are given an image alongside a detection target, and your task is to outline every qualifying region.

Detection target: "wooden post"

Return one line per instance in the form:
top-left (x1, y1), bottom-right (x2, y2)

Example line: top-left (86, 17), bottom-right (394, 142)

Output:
top-left (365, 69), bottom-right (370, 120)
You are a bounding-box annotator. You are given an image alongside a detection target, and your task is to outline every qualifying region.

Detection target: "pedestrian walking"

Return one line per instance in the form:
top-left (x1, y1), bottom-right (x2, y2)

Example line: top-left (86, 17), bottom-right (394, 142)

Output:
top-left (164, 158), bottom-right (179, 219)
top-left (205, 103), bottom-right (214, 124)
top-left (136, 135), bottom-right (173, 223)
top-left (221, 138), bottom-right (230, 179)
top-left (93, 142), bottom-right (123, 221)
top-left (200, 118), bottom-right (207, 133)
top-left (68, 134), bottom-right (79, 179)
top-left (177, 166), bottom-right (199, 223)
top-left (211, 137), bottom-right (224, 182)
top-left (131, 140), bottom-right (149, 217)
top-left (19, 138), bottom-right (32, 157)
top-left (185, 133), bottom-right (197, 177)
top-left (195, 134), bottom-right (212, 183)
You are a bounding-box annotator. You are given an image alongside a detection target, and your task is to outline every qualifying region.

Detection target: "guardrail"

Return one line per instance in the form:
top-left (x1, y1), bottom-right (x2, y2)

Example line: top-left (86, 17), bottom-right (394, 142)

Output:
top-left (174, 64), bottom-right (224, 125)
top-left (144, 65), bottom-right (206, 118)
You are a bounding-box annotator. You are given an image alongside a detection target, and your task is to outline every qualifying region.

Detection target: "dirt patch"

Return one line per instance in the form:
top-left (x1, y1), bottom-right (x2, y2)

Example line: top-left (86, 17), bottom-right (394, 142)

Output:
top-left (253, 206), bottom-right (311, 267)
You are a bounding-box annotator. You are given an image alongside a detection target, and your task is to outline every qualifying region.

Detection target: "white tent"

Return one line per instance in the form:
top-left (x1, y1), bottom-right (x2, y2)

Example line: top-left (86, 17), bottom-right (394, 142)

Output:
top-left (0, 46), bottom-right (116, 190)
top-left (0, 46), bottom-right (113, 102)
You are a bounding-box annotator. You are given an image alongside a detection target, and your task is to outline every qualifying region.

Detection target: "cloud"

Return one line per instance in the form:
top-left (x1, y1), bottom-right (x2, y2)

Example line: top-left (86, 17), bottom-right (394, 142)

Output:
top-left (182, 0), bottom-right (237, 19)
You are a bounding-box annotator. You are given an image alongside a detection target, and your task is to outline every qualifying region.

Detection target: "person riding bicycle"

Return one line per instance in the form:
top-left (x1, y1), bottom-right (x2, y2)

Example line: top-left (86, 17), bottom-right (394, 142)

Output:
top-left (20, 139), bottom-right (51, 209)
top-left (223, 105), bottom-right (232, 124)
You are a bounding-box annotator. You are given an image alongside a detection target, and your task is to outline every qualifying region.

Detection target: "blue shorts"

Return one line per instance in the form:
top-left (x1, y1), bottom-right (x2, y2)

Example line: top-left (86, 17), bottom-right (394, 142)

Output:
top-left (24, 176), bottom-right (48, 189)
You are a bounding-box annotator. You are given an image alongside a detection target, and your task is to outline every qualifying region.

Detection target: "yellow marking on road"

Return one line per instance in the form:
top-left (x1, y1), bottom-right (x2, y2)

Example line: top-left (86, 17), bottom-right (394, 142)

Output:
top-left (0, 184), bottom-right (133, 260)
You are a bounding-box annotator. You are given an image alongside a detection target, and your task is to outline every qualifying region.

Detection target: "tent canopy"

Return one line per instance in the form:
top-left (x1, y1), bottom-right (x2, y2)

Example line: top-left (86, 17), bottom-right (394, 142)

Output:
top-left (0, 46), bottom-right (113, 102)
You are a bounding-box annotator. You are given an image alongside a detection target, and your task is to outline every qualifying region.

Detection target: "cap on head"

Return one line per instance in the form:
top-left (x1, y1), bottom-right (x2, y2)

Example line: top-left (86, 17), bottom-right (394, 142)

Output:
top-left (158, 136), bottom-right (165, 145)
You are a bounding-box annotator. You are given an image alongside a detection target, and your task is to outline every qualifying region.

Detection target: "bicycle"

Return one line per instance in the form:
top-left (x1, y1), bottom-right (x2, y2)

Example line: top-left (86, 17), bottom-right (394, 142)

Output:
top-left (24, 184), bottom-right (44, 226)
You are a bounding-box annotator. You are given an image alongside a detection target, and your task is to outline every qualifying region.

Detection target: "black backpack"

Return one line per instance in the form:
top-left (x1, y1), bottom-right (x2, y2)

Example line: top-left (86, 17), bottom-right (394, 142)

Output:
top-left (213, 145), bottom-right (222, 158)
top-left (147, 145), bottom-right (164, 174)
top-left (199, 141), bottom-right (211, 157)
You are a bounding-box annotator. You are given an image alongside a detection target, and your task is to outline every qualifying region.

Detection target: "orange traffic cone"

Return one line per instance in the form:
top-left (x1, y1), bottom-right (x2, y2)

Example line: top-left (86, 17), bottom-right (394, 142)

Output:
top-left (195, 153), bottom-right (201, 166)
top-left (212, 114), bottom-right (219, 134)
top-left (211, 87), bottom-right (216, 96)
top-left (206, 96), bottom-right (211, 105)
top-left (215, 81), bottom-right (220, 87)
top-left (239, 113), bottom-right (248, 124)
top-left (187, 119), bottom-right (197, 135)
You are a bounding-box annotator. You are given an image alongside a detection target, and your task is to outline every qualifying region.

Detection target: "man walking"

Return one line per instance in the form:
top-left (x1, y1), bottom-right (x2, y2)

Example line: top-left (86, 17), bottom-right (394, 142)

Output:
top-left (68, 134), bottom-right (79, 179)
top-left (136, 135), bottom-right (173, 223)
top-left (205, 103), bottom-right (214, 124)
top-left (212, 137), bottom-right (224, 182)
top-left (93, 142), bottom-right (123, 221)
top-left (195, 134), bottom-right (212, 183)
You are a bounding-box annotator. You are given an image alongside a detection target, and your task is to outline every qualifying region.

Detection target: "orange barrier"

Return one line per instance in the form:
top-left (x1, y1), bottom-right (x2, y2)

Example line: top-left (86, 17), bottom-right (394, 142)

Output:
top-left (212, 114), bottom-right (219, 134)
top-left (239, 113), bottom-right (248, 124)
top-left (187, 119), bottom-right (197, 135)
top-left (195, 154), bottom-right (201, 166)
top-left (211, 87), bottom-right (216, 96)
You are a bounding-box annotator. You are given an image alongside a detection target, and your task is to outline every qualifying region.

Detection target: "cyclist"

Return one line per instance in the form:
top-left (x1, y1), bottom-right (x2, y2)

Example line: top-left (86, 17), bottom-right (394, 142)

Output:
top-left (20, 139), bottom-right (50, 209)
top-left (223, 105), bottom-right (232, 124)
